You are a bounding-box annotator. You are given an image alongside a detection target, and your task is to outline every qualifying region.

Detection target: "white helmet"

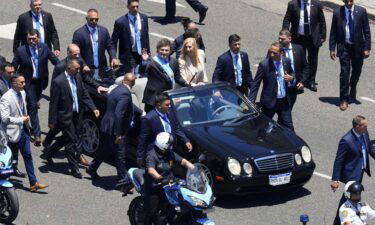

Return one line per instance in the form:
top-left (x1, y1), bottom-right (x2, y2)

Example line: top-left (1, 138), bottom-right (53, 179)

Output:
top-left (155, 132), bottom-right (174, 154)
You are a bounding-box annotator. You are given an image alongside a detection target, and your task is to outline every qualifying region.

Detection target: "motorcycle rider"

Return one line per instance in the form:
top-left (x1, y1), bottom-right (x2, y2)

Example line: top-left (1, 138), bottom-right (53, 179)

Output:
top-left (339, 181), bottom-right (375, 225)
top-left (144, 132), bottom-right (195, 225)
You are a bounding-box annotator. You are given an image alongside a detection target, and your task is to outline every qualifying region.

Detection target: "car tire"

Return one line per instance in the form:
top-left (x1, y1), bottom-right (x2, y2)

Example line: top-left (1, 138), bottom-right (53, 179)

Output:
top-left (79, 118), bottom-right (100, 155)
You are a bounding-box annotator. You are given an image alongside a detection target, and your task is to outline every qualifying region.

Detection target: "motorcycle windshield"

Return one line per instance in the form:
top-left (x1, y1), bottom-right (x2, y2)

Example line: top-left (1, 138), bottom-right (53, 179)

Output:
top-left (186, 168), bottom-right (208, 194)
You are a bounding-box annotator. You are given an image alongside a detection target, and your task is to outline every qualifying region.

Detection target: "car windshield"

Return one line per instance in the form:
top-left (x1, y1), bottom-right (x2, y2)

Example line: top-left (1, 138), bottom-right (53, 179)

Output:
top-left (186, 167), bottom-right (208, 194)
top-left (171, 86), bottom-right (257, 126)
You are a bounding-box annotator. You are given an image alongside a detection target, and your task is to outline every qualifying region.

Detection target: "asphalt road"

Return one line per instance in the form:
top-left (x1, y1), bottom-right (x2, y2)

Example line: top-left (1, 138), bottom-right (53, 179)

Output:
top-left (1, 0), bottom-right (375, 224)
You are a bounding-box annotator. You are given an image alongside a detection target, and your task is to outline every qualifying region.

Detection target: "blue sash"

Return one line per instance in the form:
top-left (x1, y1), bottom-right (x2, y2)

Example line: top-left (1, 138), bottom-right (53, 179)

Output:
top-left (153, 56), bottom-right (175, 88)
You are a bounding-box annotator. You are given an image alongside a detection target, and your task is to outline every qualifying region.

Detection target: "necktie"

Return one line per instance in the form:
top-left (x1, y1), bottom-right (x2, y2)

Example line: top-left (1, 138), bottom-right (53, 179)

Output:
top-left (303, 1), bottom-right (310, 35)
top-left (348, 9), bottom-right (354, 43)
top-left (31, 47), bottom-right (39, 78)
top-left (91, 27), bottom-right (99, 68)
top-left (234, 55), bottom-right (242, 87)
top-left (17, 92), bottom-right (26, 115)
top-left (131, 16), bottom-right (142, 55)
top-left (277, 61), bottom-right (286, 98)
top-left (283, 48), bottom-right (296, 86)
top-left (69, 76), bottom-right (79, 112)
top-left (360, 135), bottom-right (367, 169)
top-left (33, 14), bottom-right (44, 43)
top-left (160, 113), bottom-right (171, 133)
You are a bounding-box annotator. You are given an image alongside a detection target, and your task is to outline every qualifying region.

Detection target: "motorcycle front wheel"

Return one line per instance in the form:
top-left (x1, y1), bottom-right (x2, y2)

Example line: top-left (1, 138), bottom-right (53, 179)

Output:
top-left (0, 187), bottom-right (19, 224)
top-left (128, 196), bottom-right (145, 225)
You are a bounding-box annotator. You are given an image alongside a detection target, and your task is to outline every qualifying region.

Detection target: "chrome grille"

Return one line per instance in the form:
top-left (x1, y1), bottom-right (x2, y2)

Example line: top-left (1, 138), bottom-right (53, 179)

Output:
top-left (254, 153), bottom-right (294, 172)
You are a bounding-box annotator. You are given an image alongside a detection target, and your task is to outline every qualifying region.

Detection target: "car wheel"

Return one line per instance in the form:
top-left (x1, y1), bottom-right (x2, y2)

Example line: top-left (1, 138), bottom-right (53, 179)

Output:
top-left (79, 118), bottom-right (100, 154)
top-left (194, 163), bottom-right (214, 188)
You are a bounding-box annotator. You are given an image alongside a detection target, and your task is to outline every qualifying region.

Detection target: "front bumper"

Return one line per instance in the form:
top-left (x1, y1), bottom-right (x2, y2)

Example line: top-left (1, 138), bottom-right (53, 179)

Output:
top-left (214, 161), bottom-right (315, 195)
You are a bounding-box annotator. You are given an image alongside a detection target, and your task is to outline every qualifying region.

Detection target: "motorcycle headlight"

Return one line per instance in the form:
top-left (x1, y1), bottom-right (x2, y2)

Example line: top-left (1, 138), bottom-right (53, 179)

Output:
top-left (227, 158), bottom-right (241, 176)
top-left (189, 195), bottom-right (207, 208)
top-left (301, 146), bottom-right (312, 163)
top-left (243, 163), bottom-right (253, 176)
top-left (295, 154), bottom-right (302, 165)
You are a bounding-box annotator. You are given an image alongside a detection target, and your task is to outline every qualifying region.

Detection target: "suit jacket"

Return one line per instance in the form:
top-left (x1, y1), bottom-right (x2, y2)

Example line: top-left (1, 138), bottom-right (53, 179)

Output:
top-left (13, 10), bottom-right (60, 53)
top-left (282, 0), bottom-right (326, 48)
top-left (137, 109), bottom-right (189, 160)
top-left (12, 43), bottom-right (59, 90)
top-left (172, 34), bottom-right (206, 59)
top-left (0, 78), bottom-right (11, 97)
top-left (112, 13), bottom-right (150, 63)
top-left (52, 57), bottom-right (100, 89)
top-left (286, 44), bottom-right (309, 86)
top-left (249, 57), bottom-right (295, 109)
top-left (0, 89), bottom-right (27, 143)
top-left (332, 130), bottom-right (375, 183)
top-left (141, 57), bottom-right (187, 106)
top-left (72, 25), bottom-right (116, 68)
top-left (48, 72), bottom-right (96, 128)
top-left (212, 51), bottom-right (253, 96)
top-left (329, 5), bottom-right (371, 57)
top-left (100, 84), bottom-right (133, 136)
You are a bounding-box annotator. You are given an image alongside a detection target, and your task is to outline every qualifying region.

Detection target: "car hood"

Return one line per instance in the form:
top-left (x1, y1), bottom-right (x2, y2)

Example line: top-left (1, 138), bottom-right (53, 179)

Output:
top-left (185, 114), bottom-right (305, 160)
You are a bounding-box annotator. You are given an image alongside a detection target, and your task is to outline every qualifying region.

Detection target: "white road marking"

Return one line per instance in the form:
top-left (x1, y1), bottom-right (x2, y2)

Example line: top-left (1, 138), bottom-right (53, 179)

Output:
top-left (149, 32), bottom-right (174, 41)
top-left (0, 23), bottom-right (16, 40)
top-left (360, 96), bottom-right (375, 103)
top-left (52, 3), bottom-right (86, 15)
top-left (146, 0), bottom-right (186, 8)
top-left (313, 171), bottom-right (332, 180)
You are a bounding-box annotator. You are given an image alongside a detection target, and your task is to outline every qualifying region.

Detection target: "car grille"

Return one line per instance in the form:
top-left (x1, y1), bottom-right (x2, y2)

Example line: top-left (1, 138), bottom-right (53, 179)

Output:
top-left (254, 153), bottom-right (294, 172)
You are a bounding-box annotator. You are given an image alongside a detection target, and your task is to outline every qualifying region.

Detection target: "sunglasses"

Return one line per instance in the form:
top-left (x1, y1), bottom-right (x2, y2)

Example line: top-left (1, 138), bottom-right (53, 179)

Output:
top-left (88, 18), bottom-right (99, 22)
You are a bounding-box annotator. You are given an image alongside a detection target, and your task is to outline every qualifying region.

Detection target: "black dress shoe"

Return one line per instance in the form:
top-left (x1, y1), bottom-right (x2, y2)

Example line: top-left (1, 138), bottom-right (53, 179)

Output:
top-left (198, 6), bottom-right (208, 23)
top-left (70, 170), bottom-right (83, 179)
top-left (85, 167), bottom-right (100, 179)
top-left (116, 183), bottom-right (134, 196)
top-left (156, 16), bottom-right (176, 24)
top-left (13, 167), bottom-right (26, 178)
top-left (308, 83), bottom-right (317, 92)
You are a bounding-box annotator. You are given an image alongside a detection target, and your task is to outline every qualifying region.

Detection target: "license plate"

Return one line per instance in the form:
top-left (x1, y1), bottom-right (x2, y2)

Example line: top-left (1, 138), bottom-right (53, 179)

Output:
top-left (269, 172), bottom-right (291, 186)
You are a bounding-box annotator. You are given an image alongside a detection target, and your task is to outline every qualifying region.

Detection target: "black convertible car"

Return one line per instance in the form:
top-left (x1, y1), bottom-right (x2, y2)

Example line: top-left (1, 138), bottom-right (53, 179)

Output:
top-left (81, 70), bottom-right (315, 195)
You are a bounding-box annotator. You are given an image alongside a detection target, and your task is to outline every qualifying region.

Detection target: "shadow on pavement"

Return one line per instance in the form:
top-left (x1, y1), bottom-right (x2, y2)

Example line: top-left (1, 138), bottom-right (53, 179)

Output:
top-left (85, 175), bottom-right (118, 191)
top-left (214, 187), bottom-right (311, 209)
top-left (38, 162), bottom-right (70, 176)
top-left (149, 16), bottom-right (185, 25)
top-left (11, 178), bottom-right (48, 194)
top-left (319, 96), bottom-right (341, 107)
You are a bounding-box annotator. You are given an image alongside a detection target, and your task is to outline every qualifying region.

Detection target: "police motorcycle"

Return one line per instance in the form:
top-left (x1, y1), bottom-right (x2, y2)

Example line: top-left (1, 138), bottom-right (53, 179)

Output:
top-left (0, 130), bottom-right (19, 224)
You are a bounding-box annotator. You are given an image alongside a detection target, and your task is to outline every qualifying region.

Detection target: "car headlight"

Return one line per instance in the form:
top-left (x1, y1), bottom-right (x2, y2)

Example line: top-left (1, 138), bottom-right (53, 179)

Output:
top-left (295, 154), bottom-right (302, 165)
top-left (243, 163), bottom-right (253, 176)
top-left (301, 146), bottom-right (312, 163)
top-left (227, 158), bottom-right (241, 176)
top-left (189, 195), bottom-right (207, 208)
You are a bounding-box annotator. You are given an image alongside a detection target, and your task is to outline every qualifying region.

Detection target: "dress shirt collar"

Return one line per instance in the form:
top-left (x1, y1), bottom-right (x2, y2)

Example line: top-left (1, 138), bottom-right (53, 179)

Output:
top-left (123, 83), bottom-right (131, 91)
top-left (155, 108), bottom-right (167, 117)
top-left (345, 4), bottom-right (354, 12)
top-left (128, 13), bottom-right (139, 21)
top-left (11, 88), bottom-right (20, 96)
top-left (352, 128), bottom-right (362, 139)
top-left (86, 24), bottom-right (97, 32)
top-left (230, 50), bottom-right (240, 59)
top-left (65, 71), bottom-right (73, 80)
top-left (300, 0), bottom-right (310, 6)
top-left (284, 43), bottom-right (293, 50)
top-left (31, 11), bottom-right (41, 18)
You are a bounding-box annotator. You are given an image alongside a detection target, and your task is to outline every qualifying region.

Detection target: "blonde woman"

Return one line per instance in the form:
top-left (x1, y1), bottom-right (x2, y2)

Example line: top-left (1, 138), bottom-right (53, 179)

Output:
top-left (178, 38), bottom-right (207, 87)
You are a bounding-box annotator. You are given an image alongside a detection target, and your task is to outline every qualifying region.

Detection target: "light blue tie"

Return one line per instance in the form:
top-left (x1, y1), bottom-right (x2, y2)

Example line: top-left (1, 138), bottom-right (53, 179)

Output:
top-left (161, 114), bottom-right (171, 133)
top-left (234, 55), bottom-right (242, 86)
top-left (70, 76), bottom-right (79, 112)
top-left (277, 61), bottom-right (286, 98)
top-left (360, 135), bottom-right (367, 169)
top-left (91, 27), bottom-right (99, 68)
top-left (31, 47), bottom-right (39, 78)
top-left (33, 14), bottom-right (44, 43)
top-left (131, 16), bottom-right (142, 55)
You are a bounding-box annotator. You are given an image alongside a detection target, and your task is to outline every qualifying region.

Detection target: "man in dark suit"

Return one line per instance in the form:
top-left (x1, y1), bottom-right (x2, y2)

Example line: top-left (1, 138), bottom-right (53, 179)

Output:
top-left (12, 29), bottom-right (59, 146)
top-left (329, 0), bottom-right (371, 111)
top-left (137, 93), bottom-right (192, 167)
top-left (161, 0), bottom-right (208, 24)
top-left (331, 115), bottom-right (375, 225)
top-left (0, 62), bottom-right (14, 97)
top-left (282, 0), bottom-right (326, 92)
top-left (279, 29), bottom-right (309, 108)
top-left (86, 73), bottom-right (138, 194)
top-left (249, 42), bottom-right (295, 131)
top-left (13, 0), bottom-right (60, 56)
top-left (112, 0), bottom-right (150, 74)
top-left (172, 25), bottom-right (206, 59)
top-left (72, 9), bottom-right (118, 70)
top-left (48, 59), bottom-right (99, 178)
top-left (212, 34), bottom-right (252, 97)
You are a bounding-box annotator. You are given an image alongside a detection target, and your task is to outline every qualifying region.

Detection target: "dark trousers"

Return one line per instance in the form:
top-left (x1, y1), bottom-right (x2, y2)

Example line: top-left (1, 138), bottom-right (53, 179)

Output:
top-left (166, 0), bottom-right (205, 18)
top-left (144, 104), bottom-right (154, 113)
top-left (144, 187), bottom-right (164, 225)
top-left (339, 44), bottom-right (364, 101)
top-left (122, 52), bottom-right (142, 75)
top-left (8, 128), bottom-right (37, 185)
top-left (90, 133), bottom-right (131, 185)
top-left (60, 113), bottom-right (81, 172)
top-left (333, 173), bottom-right (364, 225)
top-left (44, 125), bottom-right (66, 157)
top-left (262, 98), bottom-right (294, 131)
top-left (293, 35), bottom-right (320, 85)
top-left (25, 79), bottom-right (43, 137)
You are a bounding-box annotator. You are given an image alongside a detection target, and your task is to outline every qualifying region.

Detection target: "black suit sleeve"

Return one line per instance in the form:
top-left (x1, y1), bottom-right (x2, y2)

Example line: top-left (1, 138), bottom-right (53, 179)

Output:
top-left (137, 117), bottom-right (152, 160)
top-left (249, 63), bottom-right (264, 103)
top-left (114, 91), bottom-right (131, 136)
top-left (362, 9), bottom-right (371, 51)
top-left (329, 11), bottom-right (338, 52)
top-left (144, 16), bottom-right (150, 53)
top-left (111, 20), bottom-right (121, 56)
top-left (243, 53), bottom-right (253, 89)
top-left (317, 2), bottom-right (327, 40)
top-left (173, 60), bottom-right (187, 87)
top-left (47, 47), bottom-right (60, 66)
top-left (282, 1), bottom-right (293, 30)
top-left (79, 76), bottom-right (97, 111)
top-left (13, 16), bottom-right (24, 53)
top-left (48, 13), bottom-right (60, 51)
top-left (11, 49), bottom-right (21, 72)
top-left (104, 29), bottom-right (116, 61)
top-left (48, 80), bottom-right (60, 125)
top-left (299, 47), bottom-right (310, 85)
top-left (331, 138), bottom-right (349, 181)
top-left (81, 73), bottom-right (100, 89)
top-left (172, 114), bottom-right (189, 144)
top-left (212, 56), bottom-right (224, 82)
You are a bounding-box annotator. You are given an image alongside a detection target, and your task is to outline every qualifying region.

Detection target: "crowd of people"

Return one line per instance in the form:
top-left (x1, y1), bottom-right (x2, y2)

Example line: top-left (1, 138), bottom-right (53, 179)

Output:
top-left (0, 0), bottom-right (373, 224)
